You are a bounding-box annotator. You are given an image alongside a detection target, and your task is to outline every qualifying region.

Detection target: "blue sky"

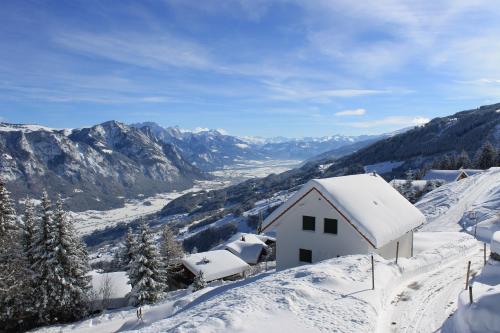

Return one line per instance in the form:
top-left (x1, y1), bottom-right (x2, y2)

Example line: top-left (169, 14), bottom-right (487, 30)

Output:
top-left (1, 0), bottom-right (500, 137)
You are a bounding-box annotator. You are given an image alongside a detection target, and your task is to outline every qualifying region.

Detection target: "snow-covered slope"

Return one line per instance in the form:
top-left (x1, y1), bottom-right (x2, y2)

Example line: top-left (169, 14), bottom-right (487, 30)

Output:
top-left (36, 233), bottom-right (478, 333)
top-left (417, 167), bottom-right (500, 239)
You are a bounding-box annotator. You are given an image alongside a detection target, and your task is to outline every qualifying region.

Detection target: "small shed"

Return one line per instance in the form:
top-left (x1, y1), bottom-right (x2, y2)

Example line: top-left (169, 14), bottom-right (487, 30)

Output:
top-left (212, 233), bottom-right (273, 265)
top-left (262, 173), bottom-right (425, 270)
top-left (182, 250), bottom-right (250, 282)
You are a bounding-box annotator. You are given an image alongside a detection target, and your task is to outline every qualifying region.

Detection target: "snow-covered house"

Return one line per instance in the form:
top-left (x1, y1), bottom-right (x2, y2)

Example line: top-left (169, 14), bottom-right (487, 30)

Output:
top-left (423, 169), bottom-right (483, 183)
top-left (182, 250), bottom-right (250, 282)
top-left (212, 233), bottom-right (273, 265)
top-left (261, 173), bottom-right (425, 270)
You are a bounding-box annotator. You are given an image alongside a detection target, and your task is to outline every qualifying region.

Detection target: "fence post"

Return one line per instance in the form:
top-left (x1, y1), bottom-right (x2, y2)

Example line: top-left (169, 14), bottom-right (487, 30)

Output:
top-left (395, 241), bottom-right (400, 265)
top-left (371, 255), bottom-right (375, 290)
top-left (484, 243), bottom-right (487, 266)
top-left (469, 285), bottom-right (473, 304)
top-left (465, 261), bottom-right (471, 290)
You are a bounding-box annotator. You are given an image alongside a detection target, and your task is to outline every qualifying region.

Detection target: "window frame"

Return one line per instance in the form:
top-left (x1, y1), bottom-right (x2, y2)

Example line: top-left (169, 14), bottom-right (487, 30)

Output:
top-left (302, 215), bottom-right (316, 231)
top-left (299, 248), bottom-right (312, 263)
top-left (324, 218), bottom-right (338, 234)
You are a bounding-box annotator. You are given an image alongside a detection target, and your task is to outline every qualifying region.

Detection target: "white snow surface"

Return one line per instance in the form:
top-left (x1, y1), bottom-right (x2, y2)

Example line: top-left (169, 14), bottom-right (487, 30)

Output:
top-left (264, 173), bottom-right (425, 248)
top-left (451, 259), bottom-right (500, 333)
top-left (90, 270), bottom-right (131, 300)
top-left (182, 250), bottom-right (250, 282)
top-left (492, 231), bottom-right (500, 255)
top-left (422, 169), bottom-right (484, 183)
top-left (417, 167), bottom-right (500, 240)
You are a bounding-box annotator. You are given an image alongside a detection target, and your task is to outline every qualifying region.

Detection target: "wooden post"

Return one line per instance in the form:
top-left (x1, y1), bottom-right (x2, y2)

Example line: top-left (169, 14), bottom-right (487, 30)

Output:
top-left (469, 285), bottom-right (473, 304)
top-left (465, 261), bottom-right (471, 290)
top-left (474, 223), bottom-right (478, 238)
top-left (371, 255), bottom-right (375, 290)
top-left (484, 243), bottom-right (487, 266)
top-left (395, 241), bottom-right (400, 264)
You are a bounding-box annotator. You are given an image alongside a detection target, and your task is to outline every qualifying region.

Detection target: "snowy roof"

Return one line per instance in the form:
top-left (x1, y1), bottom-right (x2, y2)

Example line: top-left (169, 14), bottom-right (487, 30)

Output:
top-left (182, 250), bottom-right (249, 282)
top-left (225, 241), bottom-right (269, 265)
top-left (492, 232), bottom-right (500, 255)
top-left (211, 233), bottom-right (273, 264)
top-left (262, 173), bottom-right (425, 248)
top-left (422, 169), bottom-right (483, 183)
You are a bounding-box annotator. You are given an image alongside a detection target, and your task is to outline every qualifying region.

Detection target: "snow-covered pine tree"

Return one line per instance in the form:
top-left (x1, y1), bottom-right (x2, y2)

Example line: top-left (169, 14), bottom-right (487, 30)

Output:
top-left (401, 170), bottom-right (417, 203)
top-left (456, 150), bottom-right (472, 169)
top-left (128, 222), bottom-right (165, 306)
top-left (52, 195), bottom-right (91, 322)
top-left (23, 197), bottom-right (37, 268)
top-left (0, 178), bottom-right (25, 330)
top-left (31, 191), bottom-right (60, 324)
top-left (0, 177), bottom-right (16, 237)
top-left (160, 224), bottom-right (184, 267)
top-left (192, 270), bottom-right (206, 291)
top-left (475, 141), bottom-right (496, 169)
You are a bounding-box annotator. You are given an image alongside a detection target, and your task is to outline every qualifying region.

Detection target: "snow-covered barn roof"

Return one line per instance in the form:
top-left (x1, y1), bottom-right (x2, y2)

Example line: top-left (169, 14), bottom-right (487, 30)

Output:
top-left (262, 173), bottom-right (425, 248)
top-left (182, 250), bottom-right (249, 282)
top-left (492, 232), bottom-right (500, 255)
top-left (225, 241), bottom-right (268, 265)
top-left (211, 233), bottom-right (271, 264)
top-left (422, 169), bottom-right (483, 183)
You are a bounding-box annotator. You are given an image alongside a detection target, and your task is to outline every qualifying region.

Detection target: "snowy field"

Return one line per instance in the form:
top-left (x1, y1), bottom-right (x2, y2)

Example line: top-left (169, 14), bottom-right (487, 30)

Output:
top-left (71, 159), bottom-right (300, 235)
top-left (71, 180), bottom-right (229, 235)
top-left (209, 159), bottom-right (301, 181)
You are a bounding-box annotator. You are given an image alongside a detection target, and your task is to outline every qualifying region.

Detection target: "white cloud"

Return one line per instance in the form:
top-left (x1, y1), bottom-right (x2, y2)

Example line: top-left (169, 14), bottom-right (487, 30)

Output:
top-left (335, 108), bottom-right (366, 116)
top-left (347, 116), bottom-right (430, 128)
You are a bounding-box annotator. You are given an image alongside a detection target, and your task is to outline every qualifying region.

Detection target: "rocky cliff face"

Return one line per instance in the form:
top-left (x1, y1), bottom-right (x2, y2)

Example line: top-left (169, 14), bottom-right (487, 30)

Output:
top-left (0, 121), bottom-right (205, 211)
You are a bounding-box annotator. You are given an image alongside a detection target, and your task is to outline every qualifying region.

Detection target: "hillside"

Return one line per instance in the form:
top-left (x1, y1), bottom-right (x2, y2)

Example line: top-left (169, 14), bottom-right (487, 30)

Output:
top-left (0, 121), bottom-right (206, 211)
top-left (159, 103), bottom-right (500, 249)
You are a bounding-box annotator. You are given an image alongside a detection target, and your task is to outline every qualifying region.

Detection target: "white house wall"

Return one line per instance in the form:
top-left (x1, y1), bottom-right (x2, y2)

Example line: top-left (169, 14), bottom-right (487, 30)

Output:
top-left (372, 231), bottom-right (413, 259)
top-left (275, 189), bottom-right (370, 270)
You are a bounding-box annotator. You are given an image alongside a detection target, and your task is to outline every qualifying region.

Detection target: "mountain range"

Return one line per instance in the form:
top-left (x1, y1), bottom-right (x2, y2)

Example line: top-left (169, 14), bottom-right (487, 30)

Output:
top-left (0, 121), bottom-right (377, 211)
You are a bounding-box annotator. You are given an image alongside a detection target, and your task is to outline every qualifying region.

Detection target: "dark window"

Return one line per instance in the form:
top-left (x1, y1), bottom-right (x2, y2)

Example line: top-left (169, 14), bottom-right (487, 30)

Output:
top-left (324, 218), bottom-right (338, 234)
top-left (299, 249), bottom-right (312, 263)
top-left (302, 216), bottom-right (315, 231)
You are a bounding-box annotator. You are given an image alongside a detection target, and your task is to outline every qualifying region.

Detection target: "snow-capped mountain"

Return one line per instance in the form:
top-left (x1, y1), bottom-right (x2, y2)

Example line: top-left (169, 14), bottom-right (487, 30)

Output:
top-left (0, 121), bottom-right (205, 211)
top-left (132, 122), bottom-right (264, 170)
top-left (133, 122), bottom-right (384, 167)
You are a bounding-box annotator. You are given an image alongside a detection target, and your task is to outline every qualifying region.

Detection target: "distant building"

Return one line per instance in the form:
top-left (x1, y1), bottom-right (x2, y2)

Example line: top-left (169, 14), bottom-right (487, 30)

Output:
top-left (261, 173), bottom-right (425, 270)
top-left (212, 233), bottom-right (275, 265)
top-left (182, 250), bottom-right (250, 282)
top-left (422, 169), bottom-right (483, 183)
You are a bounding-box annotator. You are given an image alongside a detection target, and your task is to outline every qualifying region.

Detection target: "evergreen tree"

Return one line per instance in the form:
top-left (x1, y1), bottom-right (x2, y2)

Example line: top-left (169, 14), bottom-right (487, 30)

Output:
top-left (52, 195), bottom-right (91, 322)
top-left (401, 170), bottom-right (417, 203)
top-left (160, 224), bottom-right (184, 267)
top-left (23, 197), bottom-right (37, 268)
top-left (456, 150), bottom-right (472, 169)
top-left (0, 177), bottom-right (16, 237)
top-left (475, 141), bottom-right (496, 169)
top-left (192, 270), bottom-right (206, 291)
top-left (31, 191), bottom-right (59, 324)
top-left (123, 227), bottom-right (137, 269)
top-left (128, 222), bottom-right (165, 306)
top-left (0, 178), bottom-right (25, 330)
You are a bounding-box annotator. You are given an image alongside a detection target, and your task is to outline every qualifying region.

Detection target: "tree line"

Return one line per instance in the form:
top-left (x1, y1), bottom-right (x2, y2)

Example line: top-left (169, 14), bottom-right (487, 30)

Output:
top-left (0, 179), bottom-right (90, 332)
top-left (431, 141), bottom-right (499, 170)
top-left (0, 177), bottom-right (188, 332)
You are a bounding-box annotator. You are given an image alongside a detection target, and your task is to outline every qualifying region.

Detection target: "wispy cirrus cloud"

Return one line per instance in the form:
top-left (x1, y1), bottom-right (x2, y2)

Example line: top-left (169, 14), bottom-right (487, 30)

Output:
top-left (335, 108), bottom-right (366, 116)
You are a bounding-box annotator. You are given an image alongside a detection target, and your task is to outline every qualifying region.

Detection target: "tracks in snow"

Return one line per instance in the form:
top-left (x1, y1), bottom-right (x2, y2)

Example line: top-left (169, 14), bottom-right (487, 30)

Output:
top-left (379, 244), bottom-right (484, 333)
